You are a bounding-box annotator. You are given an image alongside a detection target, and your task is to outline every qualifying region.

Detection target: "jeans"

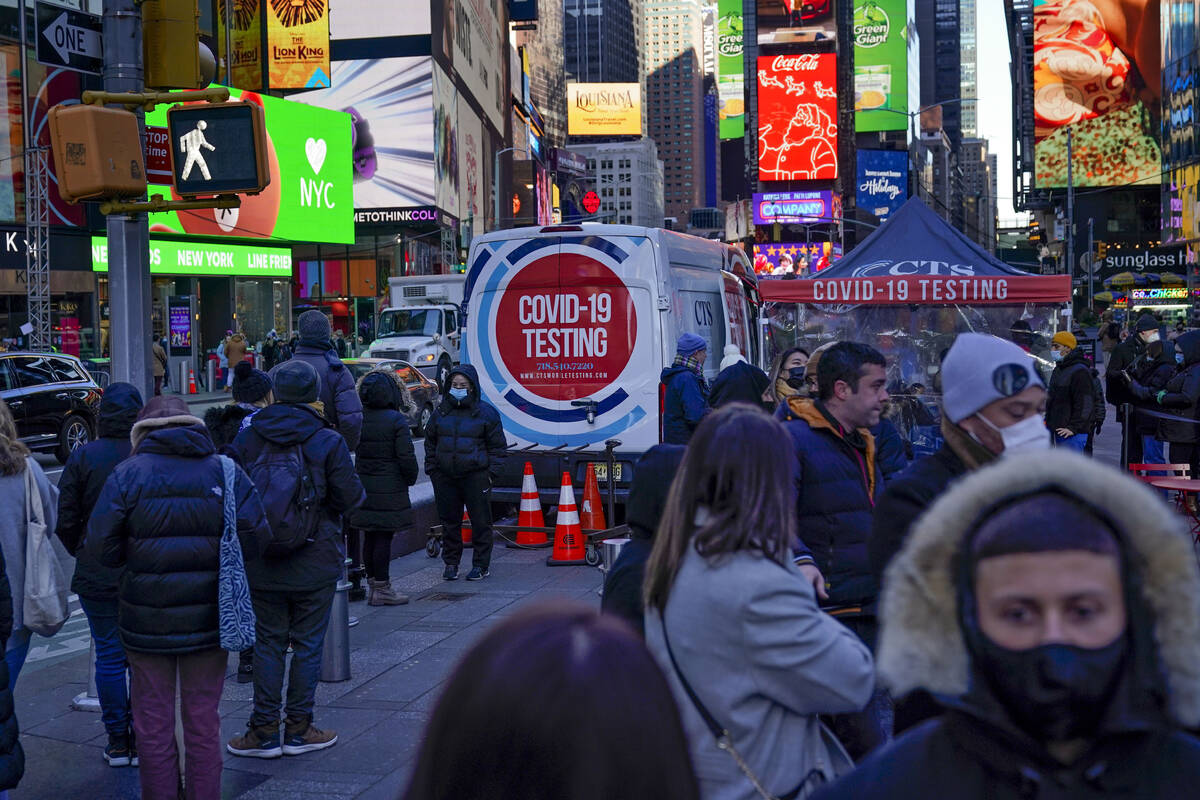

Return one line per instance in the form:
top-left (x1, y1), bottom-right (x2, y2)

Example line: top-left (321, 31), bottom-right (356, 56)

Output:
top-left (250, 585), bottom-right (335, 729)
top-left (433, 471), bottom-right (494, 570)
top-left (1055, 432), bottom-right (1090, 452)
top-left (3, 628), bottom-right (31, 690)
top-left (79, 596), bottom-right (131, 735)
top-left (127, 648), bottom-right (227, 800)
top-left (1142, 435), bottom-right (1166, 465)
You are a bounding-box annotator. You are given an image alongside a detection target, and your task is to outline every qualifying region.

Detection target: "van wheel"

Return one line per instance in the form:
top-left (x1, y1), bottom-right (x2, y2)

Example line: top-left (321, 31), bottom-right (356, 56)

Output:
top-left (437, 356), bottom-right (452, 390)
top-left (56, 415), bottom-right (92, 464)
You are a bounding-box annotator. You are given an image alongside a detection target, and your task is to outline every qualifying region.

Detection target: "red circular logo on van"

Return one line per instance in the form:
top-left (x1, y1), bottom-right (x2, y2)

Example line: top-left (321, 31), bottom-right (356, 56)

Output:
top-left (496, 253), bottom-right (636, 402)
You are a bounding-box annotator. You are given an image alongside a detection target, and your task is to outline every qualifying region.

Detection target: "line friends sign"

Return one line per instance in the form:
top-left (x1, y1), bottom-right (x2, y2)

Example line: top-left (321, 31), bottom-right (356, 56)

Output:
top-left (757, 54), bottom-right (838, 181)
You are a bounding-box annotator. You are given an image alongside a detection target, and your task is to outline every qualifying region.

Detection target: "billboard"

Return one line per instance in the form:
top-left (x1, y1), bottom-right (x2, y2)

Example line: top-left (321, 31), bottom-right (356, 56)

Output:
top-left (756, 0), bottom-right (836, 45)
top-left (856, 149), bottom-right (908, 220)
top-left (752, 190), bottom-right (838, 224)
top-left (145, 88), bottom-right (354, 244)
top-left (436, 0), bottom-right (506, 132)
top-left (329, 0), bottom-right (431, 38)
top-left (1033, 1), bottom-right (1161, 187)
top-left (294, 58), bottom-right (436, 213)
top-left (717, 0), bottom-right (744, 139)
top-left (267, 0), bottom-right (330, 89)
top-left (567, 83), bottom-right (642, 136)
top-left (217, 0), bottom-right (263, 92)
top-left (757, 54), bottom-right (838, 181)
top-left (91, 236), bottom-right (294, 278)
top-left (753, 241), bottom-right (842, 275)
top-left (433, 64), bottom-right (459, 218)
top-left (853, 0), bottom-right (908, 132)
top-left (458, 101), bottom-right (487, 236)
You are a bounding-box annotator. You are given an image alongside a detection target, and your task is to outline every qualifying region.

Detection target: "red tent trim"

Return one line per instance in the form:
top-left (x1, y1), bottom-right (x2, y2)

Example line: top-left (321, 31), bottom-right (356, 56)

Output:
top-left (759, 274), bottom-right (1071, 305)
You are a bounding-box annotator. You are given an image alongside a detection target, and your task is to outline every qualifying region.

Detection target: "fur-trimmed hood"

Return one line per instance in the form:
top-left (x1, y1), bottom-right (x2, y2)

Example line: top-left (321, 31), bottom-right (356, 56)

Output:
top-left (131, 413), bottom-right (206, 453)
top-left (878, 450), bottom-right (1200, 728)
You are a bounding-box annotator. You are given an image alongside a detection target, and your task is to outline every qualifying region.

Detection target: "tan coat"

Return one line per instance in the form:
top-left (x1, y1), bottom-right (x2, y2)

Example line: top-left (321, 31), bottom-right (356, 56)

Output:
top-left (151, 342), bottom-right (167, 378)
top-left (224, 334), bottom-right (248, 369)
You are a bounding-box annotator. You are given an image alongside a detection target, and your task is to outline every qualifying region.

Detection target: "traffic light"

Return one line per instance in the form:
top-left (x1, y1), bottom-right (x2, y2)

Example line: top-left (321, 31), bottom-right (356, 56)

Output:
top-left (47, 104), bottom-right (147, 203)
top-left (142, 0), bottom-right (202, 89)
top-left (1029, 221), bottom-right (1044, 244)
top-left (166, 101), bottom-right (269, 196)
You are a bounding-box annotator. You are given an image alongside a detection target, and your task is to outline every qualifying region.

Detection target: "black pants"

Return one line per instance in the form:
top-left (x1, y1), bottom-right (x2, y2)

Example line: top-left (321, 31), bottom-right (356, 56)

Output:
top-left (1171, 442), bottom-right (1199, 476)
top-left (1121, 421), bottom-right (1144, 467)
top-left (362, 531), bottom-right (396, 580)
top-left (433, 471), bottom-right (493, 570)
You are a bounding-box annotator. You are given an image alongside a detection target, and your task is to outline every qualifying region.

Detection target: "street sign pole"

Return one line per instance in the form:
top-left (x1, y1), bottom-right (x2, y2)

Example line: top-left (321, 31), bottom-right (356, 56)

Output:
top-left (103, 0), bottom-right (153, 397)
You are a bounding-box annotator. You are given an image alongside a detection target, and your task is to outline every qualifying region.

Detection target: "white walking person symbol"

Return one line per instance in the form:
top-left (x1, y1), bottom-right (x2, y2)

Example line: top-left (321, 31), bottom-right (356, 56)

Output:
top-left (179, 120), bottom-right (215, 181)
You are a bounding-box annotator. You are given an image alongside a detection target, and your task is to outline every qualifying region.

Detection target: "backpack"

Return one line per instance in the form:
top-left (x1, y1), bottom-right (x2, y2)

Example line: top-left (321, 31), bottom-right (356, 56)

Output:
top-left (247, 440), bottom-right (321, 558)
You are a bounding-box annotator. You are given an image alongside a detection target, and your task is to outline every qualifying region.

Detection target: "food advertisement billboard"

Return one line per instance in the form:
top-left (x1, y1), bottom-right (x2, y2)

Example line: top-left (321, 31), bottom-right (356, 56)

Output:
top-left (853, 0), bottom-right (908, 132)
top-left (756, 0), bottom-right (836, 45)
top-left (144, 87), bottom-right (354, 244)
top-left (1033, 0), bottom-right (1161, 187)
top-left (717, 0), bottom-right (744, 139)
top-left (567, 83), bottom-right (642, 136)
top-left (756, 54), bottom-right (838, 181)
top-left (856, 149), bottom-right (908, 220)
top-left (266, 0), bottom-right (331, 89)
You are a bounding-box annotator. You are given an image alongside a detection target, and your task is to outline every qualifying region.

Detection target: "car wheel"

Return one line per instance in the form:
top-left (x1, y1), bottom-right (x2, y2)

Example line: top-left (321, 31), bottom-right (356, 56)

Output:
top-left (437, 356), bottom-right (452, 390)
top-left (55, 415), bottom-right (92, 464)
top-left (418, 404), bottom-right (433, 438)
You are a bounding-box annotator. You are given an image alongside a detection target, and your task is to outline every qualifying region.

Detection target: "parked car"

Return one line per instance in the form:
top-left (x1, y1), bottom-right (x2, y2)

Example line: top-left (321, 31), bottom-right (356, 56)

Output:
top-left (0, 352), bottom-right (102, 462)
top-left (342, 357), bottom-right (440, 437)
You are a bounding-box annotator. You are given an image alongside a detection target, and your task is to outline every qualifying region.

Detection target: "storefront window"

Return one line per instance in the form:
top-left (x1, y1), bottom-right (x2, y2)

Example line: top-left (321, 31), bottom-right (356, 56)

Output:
top-left (235, 277), bottom-right (289, 346)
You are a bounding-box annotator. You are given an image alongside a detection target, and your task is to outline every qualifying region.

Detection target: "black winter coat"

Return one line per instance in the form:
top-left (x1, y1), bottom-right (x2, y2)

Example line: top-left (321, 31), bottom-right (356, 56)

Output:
top-left (88, 425), bottom-right (271, 655)
top-left (288, 340), bottom-right (364, 450)
top-left (56, 383), bottom-right (142, 600)
top-left (1153, 332), bottom-right (1200, 444)
top-left (1105, 334), bottom-right (1147, 410)
top-left (424, 364), bottom-right (507, 480)
top-left (707, 361), bottom-right (770, 410)
top-left (1046, 348), bottom-right (1096, 435)
top-left (349, 372), bottom-right (419, 532)
top-left (203, 402), bottom-right (256, 456)
top-left (232, 403), bottom-right (366, 592)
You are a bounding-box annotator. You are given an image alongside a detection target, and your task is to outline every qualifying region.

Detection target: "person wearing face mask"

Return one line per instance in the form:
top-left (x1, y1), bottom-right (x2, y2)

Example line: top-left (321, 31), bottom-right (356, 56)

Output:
top-left (1106, 313), bottom-right (1161, 466)
top-left (813, 451), bottom-right (1200, 800)
top-left (1046, 331), bottom-right (1095, 452)
top-left (1131, 330), bottom-right (1200, 477)
top-left (424, 365), bottom-right (507, 582)
top-left (763, 347), bottom-right (810, 408)
top-left (1126, 334), bottom-right (1180, 471)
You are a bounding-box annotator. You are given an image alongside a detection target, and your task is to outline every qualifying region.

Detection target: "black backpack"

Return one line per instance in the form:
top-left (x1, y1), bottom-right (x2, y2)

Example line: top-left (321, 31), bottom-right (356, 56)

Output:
top-left (248, 440), bottom-right (321, 558)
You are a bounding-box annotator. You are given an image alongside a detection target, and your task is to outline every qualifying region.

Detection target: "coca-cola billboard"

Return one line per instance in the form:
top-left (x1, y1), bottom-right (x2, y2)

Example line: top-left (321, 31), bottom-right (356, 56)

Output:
top-left (756, 54), bottom-right (838, 181)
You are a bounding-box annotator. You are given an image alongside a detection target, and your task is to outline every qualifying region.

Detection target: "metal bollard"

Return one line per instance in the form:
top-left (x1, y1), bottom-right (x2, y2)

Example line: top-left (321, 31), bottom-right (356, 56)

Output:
top-left (70, 640), bottom-right (102, 712)
top-left (206, 359), bottom-right (217, 393)
top-left (320, 580), bottom-right (352, 682)
top-left (178, 360), bottom-right (189, 394)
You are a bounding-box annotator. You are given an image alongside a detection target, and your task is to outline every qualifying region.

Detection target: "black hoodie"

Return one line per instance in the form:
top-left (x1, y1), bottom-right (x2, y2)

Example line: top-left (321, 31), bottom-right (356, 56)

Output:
top-left (424, 364), bottom-right (507, 479)
top-left (1155, 330), bottom-right (1200, 444)
top-left (1046, 348), bottom-right (1096, 435)
top-left (56, 382), bottom-right (144, 600)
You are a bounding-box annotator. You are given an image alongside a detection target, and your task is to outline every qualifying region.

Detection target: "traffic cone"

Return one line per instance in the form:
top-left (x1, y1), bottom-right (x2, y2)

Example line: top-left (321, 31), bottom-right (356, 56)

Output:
top-left (460, 508), bottom-right (473, 547)
top-left (515, 462), bottom-right (549, 546)
top-left (580, 464), bottom-right (607, 531)
top-left (547, 472), bottom-right (587, 566)
top-left (187, 368), bottom-right (197, 395)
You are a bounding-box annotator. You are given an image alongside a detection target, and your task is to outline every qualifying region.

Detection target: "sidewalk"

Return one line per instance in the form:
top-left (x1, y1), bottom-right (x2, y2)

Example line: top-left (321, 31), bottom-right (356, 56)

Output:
top-left (14, 544), bottom-right (600, 799)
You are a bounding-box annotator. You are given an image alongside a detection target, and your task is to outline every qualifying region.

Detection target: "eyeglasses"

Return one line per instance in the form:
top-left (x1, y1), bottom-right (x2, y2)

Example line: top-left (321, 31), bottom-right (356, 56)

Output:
top-left (992, 363), bottom-right (1032, 397)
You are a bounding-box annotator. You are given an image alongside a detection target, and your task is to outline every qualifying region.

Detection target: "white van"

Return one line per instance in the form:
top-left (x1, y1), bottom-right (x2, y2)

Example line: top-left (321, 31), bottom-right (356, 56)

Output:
top-left (463, 223), bottom-right (762, 509)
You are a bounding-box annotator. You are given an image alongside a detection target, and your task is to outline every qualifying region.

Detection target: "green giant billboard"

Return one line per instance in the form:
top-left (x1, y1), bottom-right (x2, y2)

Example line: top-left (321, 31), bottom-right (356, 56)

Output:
top-left (717, 0), bottom-right (743, 140)
top-left (854, 0), bottom-right (909, 133)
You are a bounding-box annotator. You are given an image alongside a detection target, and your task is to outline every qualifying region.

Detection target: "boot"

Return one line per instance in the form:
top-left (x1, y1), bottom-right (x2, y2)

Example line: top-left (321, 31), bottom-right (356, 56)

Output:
top-left (368, 578), bottom-right (409, 606)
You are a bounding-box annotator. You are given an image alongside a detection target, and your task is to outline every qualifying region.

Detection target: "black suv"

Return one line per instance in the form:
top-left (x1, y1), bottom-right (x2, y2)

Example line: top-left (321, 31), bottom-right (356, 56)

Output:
top-left (0, 352), bottom-right (102, 463)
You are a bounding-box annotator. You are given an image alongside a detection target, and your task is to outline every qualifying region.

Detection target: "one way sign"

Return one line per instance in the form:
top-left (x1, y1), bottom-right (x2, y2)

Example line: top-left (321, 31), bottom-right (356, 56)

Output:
top-left (35, 3), bottom-right (103, 75)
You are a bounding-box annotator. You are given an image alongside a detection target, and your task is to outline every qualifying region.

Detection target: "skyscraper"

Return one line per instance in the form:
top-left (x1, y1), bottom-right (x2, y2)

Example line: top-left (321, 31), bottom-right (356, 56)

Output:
top-left (515, 0), bottom-right (568, 145)
top-left (960, 0), bottom-right (978, 137)
top-left (563, 0), bottom-right (642, 84)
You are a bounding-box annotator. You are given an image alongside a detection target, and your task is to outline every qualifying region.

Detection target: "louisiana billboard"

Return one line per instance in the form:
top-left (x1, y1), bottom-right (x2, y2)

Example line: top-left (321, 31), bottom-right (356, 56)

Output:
top-left (757, 54), bottom-right (838, 181)
top-left (567, 83), bottom-right (642, 136)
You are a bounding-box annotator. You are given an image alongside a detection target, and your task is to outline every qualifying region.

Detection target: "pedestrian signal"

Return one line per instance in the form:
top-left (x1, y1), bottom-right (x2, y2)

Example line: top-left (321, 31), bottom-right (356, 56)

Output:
top-left (166, 102), bottom-right (269, 197)
top-left (47, 104), bottom-right (147, 203)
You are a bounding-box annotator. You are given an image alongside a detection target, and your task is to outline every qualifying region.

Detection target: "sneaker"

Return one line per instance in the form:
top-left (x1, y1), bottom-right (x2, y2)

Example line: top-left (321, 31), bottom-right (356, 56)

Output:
top-left (466, 566), bottom-right (489, 581)
top-left (282, 723), bottom-right (338, 756)
top-left (237, 661), bottom-right (254, 684)
top-left (226, 723), bottom-right (282, 759)
top-left (443, 564), bottom-right (459, 581)
top-left (129, 729), bottom-right (139, 767)
top-left (103, 733), bottom-right (132, 767)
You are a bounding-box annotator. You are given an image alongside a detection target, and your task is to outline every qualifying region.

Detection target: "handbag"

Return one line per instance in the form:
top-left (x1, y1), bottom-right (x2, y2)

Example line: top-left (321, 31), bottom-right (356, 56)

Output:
top-left (659, 616), bottom-right (851, 800)
top-left (23, 459), bottom-right (68, 636)
top-left (217, 456), bottom-right (256, 652)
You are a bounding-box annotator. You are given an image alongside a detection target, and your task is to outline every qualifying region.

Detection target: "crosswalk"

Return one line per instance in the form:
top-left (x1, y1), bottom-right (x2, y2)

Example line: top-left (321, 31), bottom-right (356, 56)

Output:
top-left (24, 595), bottom-right (92, 674)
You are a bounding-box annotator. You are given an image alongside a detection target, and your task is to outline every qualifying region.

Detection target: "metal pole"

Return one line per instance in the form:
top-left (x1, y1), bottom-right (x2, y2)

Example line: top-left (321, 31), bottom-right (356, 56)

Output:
top-left (223, 0), bottom-right (233, 85)
top-left (1121, 403), bottom-right (1130, 469)
top-left (493, 149), bottom-right (501, 233)
top-left (1087, 217), bottom-right (1095, 312)
top-left (1066, 127), bottom-right (1075, 283)
top-left (103, 0), bottom-right (153, 398)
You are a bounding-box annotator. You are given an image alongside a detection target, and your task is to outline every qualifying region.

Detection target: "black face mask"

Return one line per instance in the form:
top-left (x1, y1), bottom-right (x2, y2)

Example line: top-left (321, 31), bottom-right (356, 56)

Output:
top-left (974, 633), bottom-right (1128, 742)
top-left (785, 366), bottom-right (807, 390)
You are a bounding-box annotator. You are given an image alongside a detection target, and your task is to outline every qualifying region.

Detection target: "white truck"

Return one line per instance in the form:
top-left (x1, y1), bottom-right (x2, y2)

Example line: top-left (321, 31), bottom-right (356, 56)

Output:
top-left (365, 275), bottom-right (466, 387)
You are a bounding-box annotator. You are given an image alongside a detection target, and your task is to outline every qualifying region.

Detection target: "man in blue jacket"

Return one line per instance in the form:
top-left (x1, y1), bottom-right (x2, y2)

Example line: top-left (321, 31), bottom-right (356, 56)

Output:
top-left (288, 310), bottom-right (363, 450)
top-left (660, 333), bottom-right (709, 444)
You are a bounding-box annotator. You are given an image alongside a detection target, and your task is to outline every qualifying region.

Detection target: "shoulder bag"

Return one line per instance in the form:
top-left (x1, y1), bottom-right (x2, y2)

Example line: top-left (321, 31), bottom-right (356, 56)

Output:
top-left (23, 459), bottom-right (68, 636)
top-left (217, 456), bottom-right (256, 651)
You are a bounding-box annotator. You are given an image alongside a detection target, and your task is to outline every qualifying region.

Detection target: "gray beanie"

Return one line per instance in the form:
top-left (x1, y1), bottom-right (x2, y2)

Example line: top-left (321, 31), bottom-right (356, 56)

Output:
top-left (270, 359), bottom-right (321, 404)
top-left (298, 309), bottom-right (331, 342)
top-left (941, 333), bottom-right (1044, 424)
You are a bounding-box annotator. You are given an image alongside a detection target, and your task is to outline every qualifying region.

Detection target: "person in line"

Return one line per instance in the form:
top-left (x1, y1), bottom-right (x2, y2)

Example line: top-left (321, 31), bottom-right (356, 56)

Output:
top-left (1046, 331), bottom-right (1095, 452)
top-left (425, 365), bottom-right (506, 582)
top-left (643, 404), bottom-right (874, 800)
top-left (88, 395), bottom-right (270, 800)
top-left (227, 360), bottom-right (365, 760)
top-left (223, 332), bottom-right (248, 393)
top-left (288, 310), bottom-right (363, 450)
top-left (777, 341), bottom-right (892, 759)
top-left (0, 400), bottom-right (57, 689)
top-left (260, 330), bottom-right (281, 372)
top-left (333, 329), bottom-right (348, 359)
top-left (404, 604), bottom-right (699, 800)
top-left (660, 333), bottom-right (709, 444)
top-left (600, 444), bottom-right (686, 637)
top-left (707, 345), bottom-right (770, 410)
top-left (151, 337), bottom-right (167, 396)
top-left (1106, 313), bottom-right (1160, 465)
top-left (55, 383), bottom-right (144, 766)
top-left (216, 331), bottom-right (230, 393)
top-left (814, 452), bottom-right (1200, 799)
top-left (1127, 329), bottom-right (1177, 468)
top-left (349, 371), bottom-right (419, 606)
top-left (1132, 330), bottom-right (1200, 475)
top-left (763, 346), bottom-right (810, 408)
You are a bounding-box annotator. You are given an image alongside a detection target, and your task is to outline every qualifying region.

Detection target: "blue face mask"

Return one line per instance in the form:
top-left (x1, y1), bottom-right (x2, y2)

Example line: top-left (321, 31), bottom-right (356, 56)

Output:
top-left (449, 387), bottom-right (469, 401)
top-left (1177, 351), bottom-right (1186, 365)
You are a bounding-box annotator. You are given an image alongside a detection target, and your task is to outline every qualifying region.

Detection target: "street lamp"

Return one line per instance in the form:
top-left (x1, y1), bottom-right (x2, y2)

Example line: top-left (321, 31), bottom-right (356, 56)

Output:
top-left (492, 146), bottom-right (528, 232)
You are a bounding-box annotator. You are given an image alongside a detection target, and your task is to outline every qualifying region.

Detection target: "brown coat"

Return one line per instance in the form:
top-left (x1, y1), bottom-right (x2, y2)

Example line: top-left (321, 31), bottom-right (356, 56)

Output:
top-left (224, 334), bottom-right (247, 369)
top-left (151, 342), bottom-right (167, 378)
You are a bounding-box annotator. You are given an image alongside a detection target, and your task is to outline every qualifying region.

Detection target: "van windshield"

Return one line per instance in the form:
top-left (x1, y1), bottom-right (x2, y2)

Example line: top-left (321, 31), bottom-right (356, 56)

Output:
top-left (378, 309), bottom-right (440, 338)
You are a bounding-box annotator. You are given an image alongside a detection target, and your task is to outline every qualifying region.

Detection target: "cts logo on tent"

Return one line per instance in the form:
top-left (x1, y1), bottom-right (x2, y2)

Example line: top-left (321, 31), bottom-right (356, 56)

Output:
top-left (850, 259), bottom-right (979, 277)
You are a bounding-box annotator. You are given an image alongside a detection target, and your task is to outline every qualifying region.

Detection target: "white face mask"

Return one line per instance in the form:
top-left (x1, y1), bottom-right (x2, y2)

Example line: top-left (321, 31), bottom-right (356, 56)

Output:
top-left (1145, 331), bottom-right (1161, 344)
top-left (976, 412), bottom-right (1050, 455)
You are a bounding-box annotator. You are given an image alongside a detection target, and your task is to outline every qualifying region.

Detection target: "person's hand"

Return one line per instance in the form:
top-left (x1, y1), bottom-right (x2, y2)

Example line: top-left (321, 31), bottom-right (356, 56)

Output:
top-left (799, 563), bottom-right (828, 601)
top-left (1129, 379), bottom-right (1152, 400)
top-left (1056, 428), bottom-right (1074, 438)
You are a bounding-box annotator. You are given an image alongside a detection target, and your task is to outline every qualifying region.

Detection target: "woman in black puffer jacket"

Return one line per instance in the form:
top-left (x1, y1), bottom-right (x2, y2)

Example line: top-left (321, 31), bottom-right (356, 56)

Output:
top-left (350, 371), bottom-right (419, 605)
top-left (88, 396), bottom-right (270, 800)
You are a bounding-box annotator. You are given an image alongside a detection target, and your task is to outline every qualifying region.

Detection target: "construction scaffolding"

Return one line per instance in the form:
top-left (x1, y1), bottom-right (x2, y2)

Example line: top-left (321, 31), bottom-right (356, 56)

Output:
top-left (24, 146), bottom-right (51, 352)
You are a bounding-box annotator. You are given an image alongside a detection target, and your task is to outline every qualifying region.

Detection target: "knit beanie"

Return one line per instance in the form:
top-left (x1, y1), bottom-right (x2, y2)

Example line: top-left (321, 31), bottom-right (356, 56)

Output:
top-left (1052, 331), bottom-right (1077, 350)
top-left (969, 492), bottom-right (1120, 566)
top-left (271, 359), bottom-right (321, 404)
top-left (1135, 314), bottom-right (1159, 333)
top-left (232, 360), bottom-right (272, 403)
top-left (677, 332), bottom-right (707, 357)
top-left (298, 309), bottom-right (332, 342)
top-left (719, 344), bottom-right (745, 371)
top-left (941, 333), bottom-right (1044, 424)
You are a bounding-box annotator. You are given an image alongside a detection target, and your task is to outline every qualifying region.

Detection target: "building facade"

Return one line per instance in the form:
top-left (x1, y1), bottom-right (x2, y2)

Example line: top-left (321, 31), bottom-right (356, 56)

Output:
top-left (567, 139), bottom-right (665, 227)
top-left (960, 138), bottom-right (997, 251)
top-left (1163, 0), bottom-right (1200, 270)
top-left (515, 0), bottom-right (568, 146)
top-left (959, 0), bottom-right (978, 138)
top-left (563, 0), bottom-right (642, 84)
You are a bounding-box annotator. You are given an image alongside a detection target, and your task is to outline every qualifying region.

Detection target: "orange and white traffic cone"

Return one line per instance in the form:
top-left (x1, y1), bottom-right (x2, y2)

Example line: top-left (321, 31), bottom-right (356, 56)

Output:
top-left (515, 462), bottom-right (549, 547)
top-left (547, 472), bottom-right (587, 566)
top-left (187, 368), bottom-right (197, 395)
top-left (460, 508), bottom-right (473, 547)
top-left (580, 464), bottom-right (607, 531)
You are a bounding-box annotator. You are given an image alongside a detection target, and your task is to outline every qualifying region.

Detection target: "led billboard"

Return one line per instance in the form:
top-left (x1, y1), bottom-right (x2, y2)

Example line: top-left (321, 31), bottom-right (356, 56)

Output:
top-left (267, 0), bottom-right (330, 89)
top-left (756, 0), bottom-right (836, 45)
top-left (756, 54), bottom-right (838, 181)
top-left (1033, 0), bottom-right (1161, 187)
top-left (752, 190), bottom-right (836, 225)
top-left (853, 0), bottom-right (908, 132)
top-left (567, 83), bottom-right (642, 136)
top-left (856, 149), bottom-right (908, 220)
top-left (753, 241), bottom-right (841, 275)
top-left (717, 0), bottom-right (744, 139)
